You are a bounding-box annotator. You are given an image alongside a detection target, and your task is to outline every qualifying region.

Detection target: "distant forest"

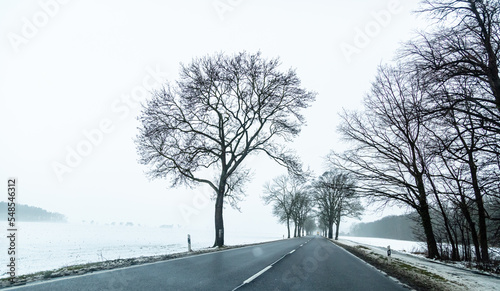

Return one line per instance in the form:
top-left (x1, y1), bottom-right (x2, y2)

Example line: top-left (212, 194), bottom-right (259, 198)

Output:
top-left (0, 202), bottom-right (67, 222)
top-left (349, 214), bottom-right (418, 241)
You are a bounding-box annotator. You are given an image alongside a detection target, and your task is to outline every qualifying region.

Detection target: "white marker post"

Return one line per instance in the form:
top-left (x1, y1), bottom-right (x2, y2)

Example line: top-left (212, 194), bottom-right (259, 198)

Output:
top-left (187, 234), bottom-right (192, 252)
top-left (387, 245), bottom-right (391, 264)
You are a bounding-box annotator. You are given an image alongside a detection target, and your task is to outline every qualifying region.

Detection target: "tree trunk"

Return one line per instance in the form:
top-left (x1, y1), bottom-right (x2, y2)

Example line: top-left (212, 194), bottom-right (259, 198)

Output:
top-left (415, 175), bottom-right (439, 259)
top-left (419, 204), bottom-right (440, 259)
top-left (414, 173), bottom-right (440, 259)
top-left (334, 211), bottom-right (341, 240)
top-left (328, 222), bottom-right (333, 239)
top-left (468, 157), bottom-right (489, 262)
top-left (429, 174), bottom-right (459, 260)
top-left (286, 218), bottom-right (291, 239)
top-left (465, 232), bottom-right (472, 261)
top-left (459, 224), bottom-right (467, 261)
top-left (488, 68), bottom-right (500, 112)
top-left (213, 190), bottom-right (224, 247)
top-left (460, 196), bottom-right (482, 262)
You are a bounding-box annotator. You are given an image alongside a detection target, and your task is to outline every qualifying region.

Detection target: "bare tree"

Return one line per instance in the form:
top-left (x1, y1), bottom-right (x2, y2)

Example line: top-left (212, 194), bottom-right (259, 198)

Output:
top-left (401, 1), bottom-right (500, 262)
top-left (331, 65), bottom-right (442, 258)
top-left (290, 189), bottom-right (313, 237)
top-left (136, 52), bottom-right (315, 247)
top-left (303, 217), bottom-right (317, 235)
top-left (423, 76), bottom-right (497, 262)
top-left (313, 170), bottom-right (362, 240)
top-left (316, 210), bottom-right (329, 237)
top-left (263, 174), bottom-right (307, 238)
top-left (335, 187), bottom-right (364, 240)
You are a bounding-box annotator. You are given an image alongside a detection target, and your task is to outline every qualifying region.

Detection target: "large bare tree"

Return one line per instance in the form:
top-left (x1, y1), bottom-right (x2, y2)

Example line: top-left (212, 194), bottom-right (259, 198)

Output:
top-left (402, 0), bottom-right (500, 262)
top-left (331, 65), bottom-right (442, 258)
top-left (423, 77), bottom-right (496, 262)
top-left (313, 170), bottom-right (362, 240)
top-left (263, 174), bottom-right (307, 238)
top-left (290, 189), bottom-right (313, 237)
top-left (136, 52), bottom-right (315, 247)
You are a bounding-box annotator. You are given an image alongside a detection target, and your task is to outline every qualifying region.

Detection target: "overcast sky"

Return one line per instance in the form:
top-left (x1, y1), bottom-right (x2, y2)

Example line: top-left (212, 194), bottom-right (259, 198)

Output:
top-left (1, 0), bottom-right (426, 235)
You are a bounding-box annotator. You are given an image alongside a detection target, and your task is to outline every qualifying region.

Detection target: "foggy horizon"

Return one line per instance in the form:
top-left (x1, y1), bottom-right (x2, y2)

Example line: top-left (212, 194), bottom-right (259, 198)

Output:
top-left (2, 0), bottom-right (422, 234)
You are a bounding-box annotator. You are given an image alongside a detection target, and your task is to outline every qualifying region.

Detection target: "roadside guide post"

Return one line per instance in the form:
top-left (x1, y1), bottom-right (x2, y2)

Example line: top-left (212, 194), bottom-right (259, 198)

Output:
top-left (387, 245), bottom-right (392, 264)
top-left (188, 234), bottom-right (192, 252)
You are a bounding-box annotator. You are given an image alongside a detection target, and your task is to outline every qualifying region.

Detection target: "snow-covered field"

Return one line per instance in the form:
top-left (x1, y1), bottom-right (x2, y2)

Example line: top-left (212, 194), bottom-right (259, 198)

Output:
top-left (341, 235), bottom-right (500, 260)
top-left (340, 236), bottom-right (427, 253)
top-left (1, 222), bottom-right (282, 277)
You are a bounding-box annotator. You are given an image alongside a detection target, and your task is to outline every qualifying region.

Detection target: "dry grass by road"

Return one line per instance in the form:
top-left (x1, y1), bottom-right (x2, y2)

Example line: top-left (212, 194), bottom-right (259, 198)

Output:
top-left (332, 240), bottom-right (465, 291)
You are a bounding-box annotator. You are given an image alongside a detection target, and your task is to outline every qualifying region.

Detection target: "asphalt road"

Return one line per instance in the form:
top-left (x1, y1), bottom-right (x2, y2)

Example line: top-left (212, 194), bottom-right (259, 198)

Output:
top-left (9, 236), bottom-right (408, 290)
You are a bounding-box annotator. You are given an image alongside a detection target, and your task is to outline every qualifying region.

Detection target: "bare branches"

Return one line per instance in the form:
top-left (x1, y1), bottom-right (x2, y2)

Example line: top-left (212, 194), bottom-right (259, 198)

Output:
top-left (262, 174), bottom-right (310, 238)
top-left (333, 66), bottom-right (431, 204)
top-left (312, 170), bottom-right (362, 240)
top-left (410, 0), bottom-right (500, 113)
top-left (329, 0), bottom-right (500, 263)
top-left (136, 52), bottom-right (315, 198)
top-left (136, 51), bottom-right (315, 247)
top-left (332, 64), bottom-right (442, 258)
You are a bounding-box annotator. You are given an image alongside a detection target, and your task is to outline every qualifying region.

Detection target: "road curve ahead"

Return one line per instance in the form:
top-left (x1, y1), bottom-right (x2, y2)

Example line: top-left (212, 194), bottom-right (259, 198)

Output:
top-left (10, 236), bottom-right (407, 290)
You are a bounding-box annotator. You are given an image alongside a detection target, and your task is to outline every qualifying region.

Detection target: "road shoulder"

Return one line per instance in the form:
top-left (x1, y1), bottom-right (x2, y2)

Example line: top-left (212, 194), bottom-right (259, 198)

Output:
top-left (331, 239), bottom-right (466, 291)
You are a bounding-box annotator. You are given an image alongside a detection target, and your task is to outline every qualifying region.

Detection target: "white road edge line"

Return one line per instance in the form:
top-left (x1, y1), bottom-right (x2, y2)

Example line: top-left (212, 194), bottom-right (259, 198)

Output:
top-left (327, 239), bottom-right (411, 290)
top-left (289, 249), bottom-right (295, 254)
top-left (243, 265), bottom-right (272, 284)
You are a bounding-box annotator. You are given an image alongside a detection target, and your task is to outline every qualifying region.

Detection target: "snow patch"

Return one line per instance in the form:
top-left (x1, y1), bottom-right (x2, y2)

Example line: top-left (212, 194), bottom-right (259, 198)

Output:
top-left (339, 236), bottom-right (500, 291)
top-left (1, 222), bottom-right (282, 277)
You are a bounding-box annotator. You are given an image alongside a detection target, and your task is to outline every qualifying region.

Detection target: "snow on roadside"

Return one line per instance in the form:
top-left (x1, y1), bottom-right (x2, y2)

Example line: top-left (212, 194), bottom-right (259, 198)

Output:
top-left (0, 222), bottom-right (282, 277)
top-left (340, 236), bottom-right (426, 253)
top-left (339, 236), bottom-right (500, 291)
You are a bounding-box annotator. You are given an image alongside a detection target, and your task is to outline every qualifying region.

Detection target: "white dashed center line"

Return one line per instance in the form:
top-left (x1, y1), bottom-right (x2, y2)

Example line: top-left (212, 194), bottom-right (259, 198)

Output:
top-left (242, 265), bottom-right (272, 284)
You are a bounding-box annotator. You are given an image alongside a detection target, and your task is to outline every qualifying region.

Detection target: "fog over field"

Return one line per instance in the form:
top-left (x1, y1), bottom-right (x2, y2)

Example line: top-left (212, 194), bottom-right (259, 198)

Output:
top-left (1, 0), bottom-right (423, 232)
top-left (0, 222), bottom-right (283, 277)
